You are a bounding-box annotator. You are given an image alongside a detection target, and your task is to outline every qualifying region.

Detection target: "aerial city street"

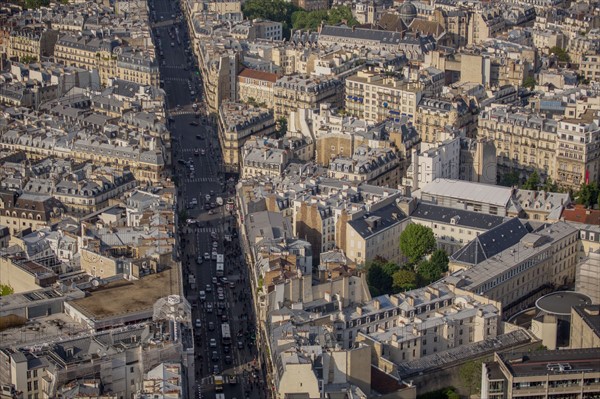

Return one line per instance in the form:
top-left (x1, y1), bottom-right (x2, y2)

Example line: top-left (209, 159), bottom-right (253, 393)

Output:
top-left (0, 0), bottom-right (599, 397)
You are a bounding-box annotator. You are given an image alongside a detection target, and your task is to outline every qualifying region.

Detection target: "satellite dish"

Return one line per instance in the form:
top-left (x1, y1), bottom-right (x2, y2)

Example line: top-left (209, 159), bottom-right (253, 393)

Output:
top-left (91, 279), bottom-right (100, 287)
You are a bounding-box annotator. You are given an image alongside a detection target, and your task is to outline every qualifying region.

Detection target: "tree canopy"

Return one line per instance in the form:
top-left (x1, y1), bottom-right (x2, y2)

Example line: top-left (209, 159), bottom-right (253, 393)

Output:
top-left (24, 0), bottom-right (49, 8)
top-left (523, 170), bottom-right (540, 190)
top-left (242, 0), bottom-right (300, 38)
top-left (459, 360), bottom-right (483, 396)
top-left (417, 249), bottom-right (449, 285)
top-left (399, 224), bottom-right (436, 265)
top-left (522, 76), bottom-right (536, 89)
top-left (576, 183), bottom-right (599, 208)
top-left (392, 269), bottom-right (417, 292)
top-left (549, 46), bottom-right (570, 63)
top-left (365, 259), bottom-right (395, 296)
top-left (292, 6), bottom-right (357, 31)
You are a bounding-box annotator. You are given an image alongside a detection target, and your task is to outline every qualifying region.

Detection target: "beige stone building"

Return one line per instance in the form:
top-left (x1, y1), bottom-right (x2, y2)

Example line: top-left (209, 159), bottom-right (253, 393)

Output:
top-left (570, 305), bottom-right (600, 350)
top-left (54, 35), bottom-right (118, 87)
top-left (482, 349), bottom-right (600, 399)
top-left (327, 146), bottom-right (402, 187)
top-left (0, 253), bottom-right (57, 293)
top-left (448, 220), bottom-right (579, 318)
top-left (198, 45), bottom-right (240, 114)
top-left (415, 97), bottom-right (477, 143)
top-left (580, 54), bottom-right (600, 82)
top-left (237, 68), bottom-right (277, 108)
top-left (273, 75), bottom-right (343, 120)
top-left (0, 190), bottom-right (64, 236)
top-left (344, 201), bottom-right (411, 266)
top-left (554, 112), bottom-right (600, 190)
top-left (7, 27), bottom-right (58, 62)
top-left (345, 70), bottom-right (424, 123)
top-left (217, 102), bottom-right (276, 173)
top-left (478, 106), bottom-right (558, 182)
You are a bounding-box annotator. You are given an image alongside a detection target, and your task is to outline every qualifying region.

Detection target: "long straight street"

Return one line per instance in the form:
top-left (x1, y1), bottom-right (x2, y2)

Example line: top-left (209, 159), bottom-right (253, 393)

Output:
top-left (149, 1), bottom-right (265, 398)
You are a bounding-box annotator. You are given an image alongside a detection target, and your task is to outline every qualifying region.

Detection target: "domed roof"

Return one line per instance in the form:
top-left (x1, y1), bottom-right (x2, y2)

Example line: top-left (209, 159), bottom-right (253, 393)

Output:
top-left (399, 1), bottom-right (417, 26)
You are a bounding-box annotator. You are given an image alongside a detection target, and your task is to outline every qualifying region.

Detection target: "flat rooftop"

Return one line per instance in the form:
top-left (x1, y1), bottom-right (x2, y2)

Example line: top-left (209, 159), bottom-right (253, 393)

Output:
top-left (69, 268), bottom-right (179, 320)
top-left (535, 291), bottom-right (591, 316)
top-left (499, 348), bottom-right (600, 377)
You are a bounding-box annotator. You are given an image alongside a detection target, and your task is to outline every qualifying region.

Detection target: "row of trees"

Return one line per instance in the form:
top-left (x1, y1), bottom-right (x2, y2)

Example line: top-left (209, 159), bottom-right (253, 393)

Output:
top-left (365, 224), bottom-right (449, 296)
top-left (242, 0), bottom-right (356, 38)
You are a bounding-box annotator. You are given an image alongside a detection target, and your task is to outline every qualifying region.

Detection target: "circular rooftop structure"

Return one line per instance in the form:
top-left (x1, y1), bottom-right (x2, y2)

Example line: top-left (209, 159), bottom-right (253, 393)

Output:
top-left (399, 1), bottom-right (417, 27)
top-left (535, 291), bottom-right (591, 316)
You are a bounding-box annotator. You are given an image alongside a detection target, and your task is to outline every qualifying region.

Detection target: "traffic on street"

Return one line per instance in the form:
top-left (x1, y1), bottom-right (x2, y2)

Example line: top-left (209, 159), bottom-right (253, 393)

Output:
top-left (149, 0), bottom-right (266, 398)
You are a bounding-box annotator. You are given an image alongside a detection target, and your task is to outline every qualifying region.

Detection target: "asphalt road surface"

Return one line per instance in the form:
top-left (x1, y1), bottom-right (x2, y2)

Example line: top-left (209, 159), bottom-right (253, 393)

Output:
top-left (149, 1), bottom-right (265, 398)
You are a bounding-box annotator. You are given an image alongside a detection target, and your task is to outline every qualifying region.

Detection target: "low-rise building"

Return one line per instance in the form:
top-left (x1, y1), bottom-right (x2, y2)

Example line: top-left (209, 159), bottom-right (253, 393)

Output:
top-left (410, 202), bottom-right (506, 254)
top-left (569, 305), bottom-right (600, 350)
top-left (447, 220), bottom-right (579, 318)
top-left (241, 137), bottom-right (290, 178)
top-left (481, 349), bottom-right (600, 399)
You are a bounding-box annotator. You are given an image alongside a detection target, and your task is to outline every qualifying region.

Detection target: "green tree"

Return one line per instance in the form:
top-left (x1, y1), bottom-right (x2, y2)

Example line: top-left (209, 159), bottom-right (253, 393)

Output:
top-left (365, 261), bottom-right (391, 296)
top-left (522, 76), bottom-right (536, 89)
top-left (242, 0), bottom-right (300, 38)
top-left (459, 360), bottom-right (483, 396)
top-left (291, 6), bottom-right (357, 31)
top-left (549, 46), bottom-right (570, 63)
top-left (24, 0), bottom-right (49, 8)
top-left (392, 269), bottom-right (416, 291)
top-left (275, 117), bottom-right (287, 138)
top-left (20, 55), bottom-right (38, 64)
top-left (576, 183), bottom-right (599, 208)
top-left (399, 224), bottom-right (436, 265)
top-left (542, 177), bottom-right (558, 192)
top-left (0, 284), bottom-right (14, 296)
top-left (500, 170), bottom-right (520, 187)
top-left (523, 170), bottom-right (540, 190)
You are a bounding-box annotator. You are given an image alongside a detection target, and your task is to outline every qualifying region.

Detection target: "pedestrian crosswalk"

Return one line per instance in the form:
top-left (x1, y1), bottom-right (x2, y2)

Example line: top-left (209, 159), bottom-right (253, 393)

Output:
top-left (164, 77), bottom-right (189, 83)
top-left (170, 111), bottom-right (195, 116)
top-left (184, 177), bottom-right (219, 183)
top-left (162, 65), bottom-right (188, 70)
top-left (191, 226), bottom-right (219, 233)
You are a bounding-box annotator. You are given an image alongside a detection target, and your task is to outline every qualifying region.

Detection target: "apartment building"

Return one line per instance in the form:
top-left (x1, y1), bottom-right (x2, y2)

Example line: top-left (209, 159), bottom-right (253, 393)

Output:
top-left (460, 137), bottom-right (498, 185)
top-left (345, 70), bottom-right (424, 124)
top-left (7, 27), bottom-right (58, 62)
top-left (217, 102), bottom-right (276, 173)
top-left (344, 201), bottom-right (411, 266)
top-left (569, 305), bottom-right (600, 350)
top-left (241, 138), bottom-right (290, 178)
top-left (481, 349), bottom-right (600, 399)
top-left (447, 220), bottom-right (579, 318)
top-left (334, 282), bottom-right (501, 350)
top-left (318, 25), bottom-right (436, 61)
top-left (410, 202), bottom-right (506, 254)
top-left (293, 182), bottom-right (404, 265)
top-left (357, 297), bottom-right (500, 365)
top-left (414, 97), bottom-right (477, 143)
top-left (581, 54), bottom-right (600, 83)
top-left (273, 75), bottom-right (343, 119)
top-left (115, 51), bottom-right (159, 87)
top-left (404, 135), bottom-right (460, 191)
top-left (328, 146), bottom-right (402, 187)
top-left (554, 112), bottom-right (600, 190)
top-left (0, 190), bottom-right (64, 236)
top-left (237, 68), bottom-right (277, 107)
top-left (469, 8), bottom-right (506, 45)
top-left (54, 35), bottom-right (119, 87)
top-left (478, 106), bottom-right (559, 182)
top-left (198, 42), bottom-right (240, 113)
